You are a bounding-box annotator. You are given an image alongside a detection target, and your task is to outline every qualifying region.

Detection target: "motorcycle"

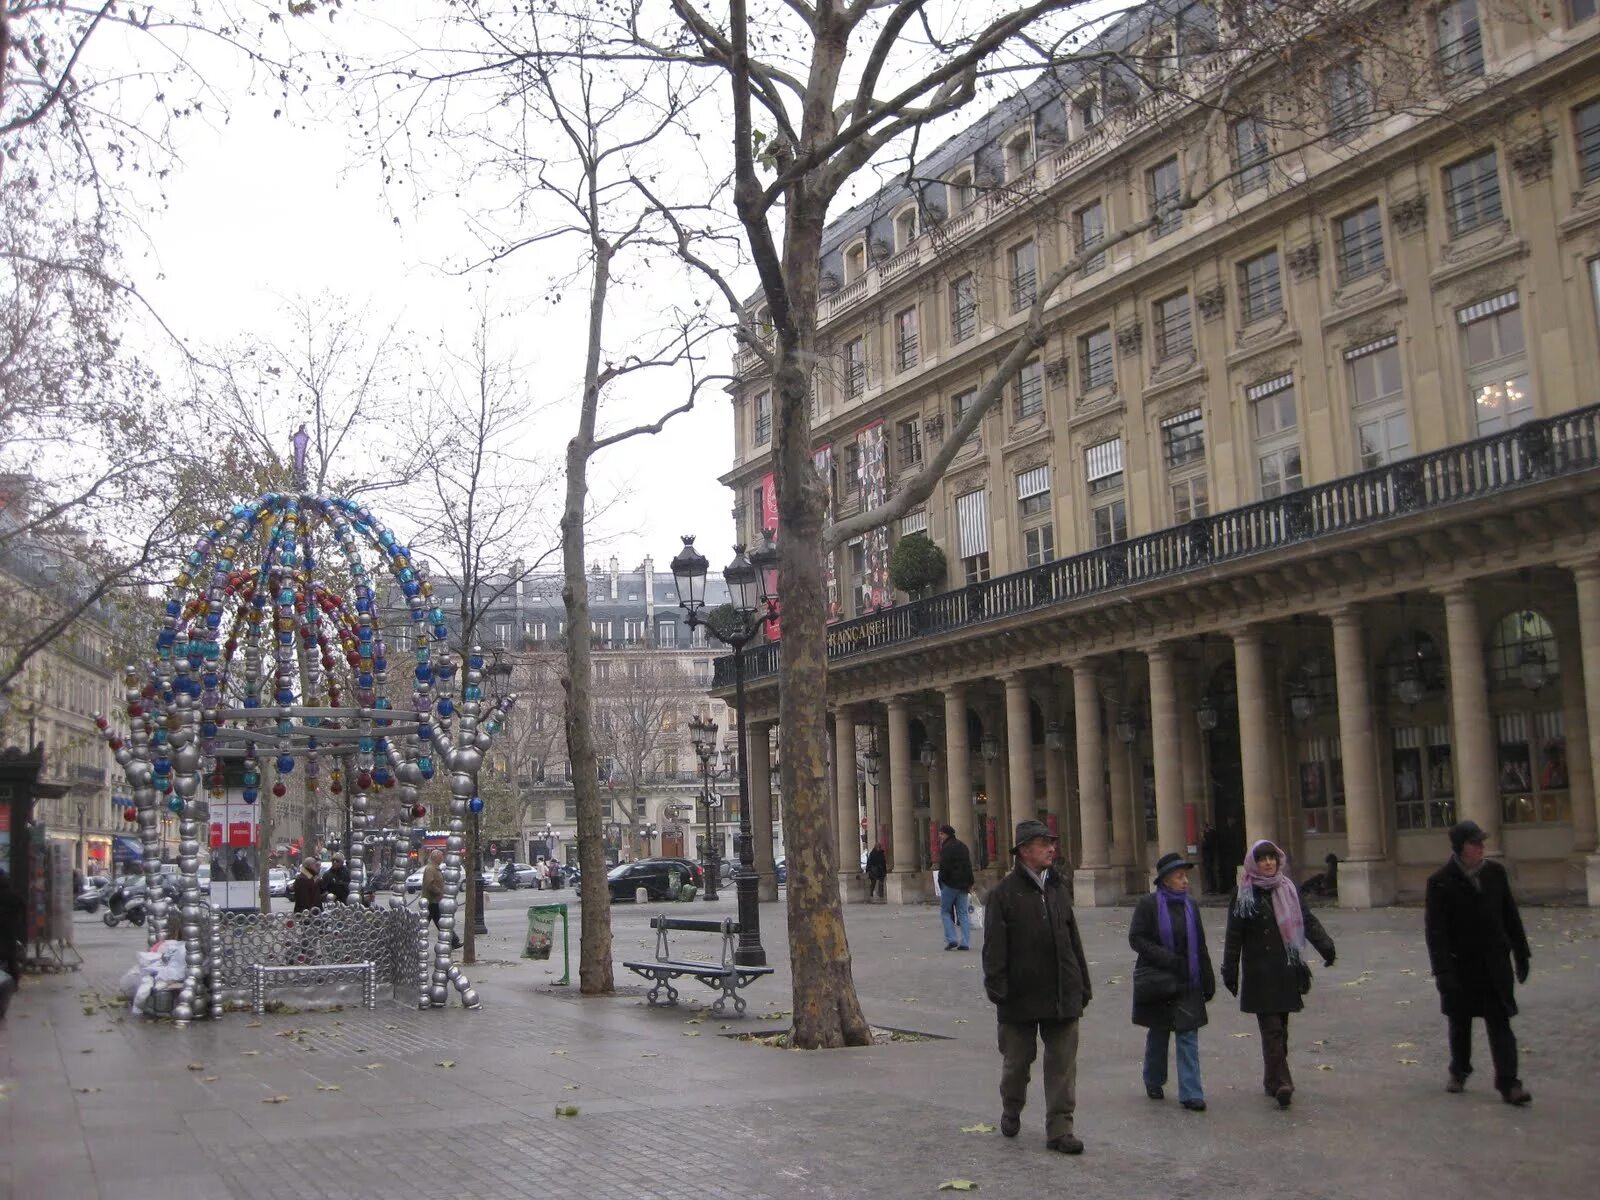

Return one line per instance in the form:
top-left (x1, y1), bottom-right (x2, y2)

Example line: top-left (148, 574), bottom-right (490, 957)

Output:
top-left (102, 882), bottom-right (149, 928)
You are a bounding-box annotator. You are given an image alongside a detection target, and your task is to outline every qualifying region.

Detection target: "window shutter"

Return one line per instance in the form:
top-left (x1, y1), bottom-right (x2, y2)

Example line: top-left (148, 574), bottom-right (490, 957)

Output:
top-left (1015, 465), bottom-right (1050, 500)
top-left (955, 490), bottom-right (989, 558)
top-left (1085, 438), bottom-right (1124, 482)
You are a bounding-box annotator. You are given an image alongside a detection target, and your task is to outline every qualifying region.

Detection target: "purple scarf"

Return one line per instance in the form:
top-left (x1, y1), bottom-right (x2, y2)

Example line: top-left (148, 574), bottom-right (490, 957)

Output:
top-left (1155, 882), bottom-right (1202, 991)
top-left (1235, 839), bottom-right (1306, 964)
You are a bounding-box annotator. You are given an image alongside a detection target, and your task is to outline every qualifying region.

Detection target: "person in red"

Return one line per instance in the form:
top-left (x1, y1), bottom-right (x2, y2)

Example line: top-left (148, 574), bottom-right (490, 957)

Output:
top-left (291, 858), bottom-right (322, 913)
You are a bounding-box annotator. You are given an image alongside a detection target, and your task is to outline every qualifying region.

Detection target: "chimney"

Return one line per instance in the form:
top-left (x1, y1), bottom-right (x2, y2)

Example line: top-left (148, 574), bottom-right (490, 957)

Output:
top-left (642, 555), bottom-right (655, 623)
top-left (609, 555), bottom-right (620, 601)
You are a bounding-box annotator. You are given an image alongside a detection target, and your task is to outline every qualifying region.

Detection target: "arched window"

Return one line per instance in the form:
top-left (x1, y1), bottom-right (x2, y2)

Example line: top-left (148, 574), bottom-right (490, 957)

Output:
top-left (1004, 130), bottom-right (1035, 181)
top-left (947, 168), bottom-right (975, 214)
top-left (1485, 609), bottom-right (1559, 690)
top-left (894, 207), bottom-right (918, 251)
top-left (843, 241), bottom-right (867, 282)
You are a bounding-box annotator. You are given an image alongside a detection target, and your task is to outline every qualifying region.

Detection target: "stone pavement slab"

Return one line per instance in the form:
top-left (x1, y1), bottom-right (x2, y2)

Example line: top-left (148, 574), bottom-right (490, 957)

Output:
top-left (1, 893), bottom-right (1595, 1199)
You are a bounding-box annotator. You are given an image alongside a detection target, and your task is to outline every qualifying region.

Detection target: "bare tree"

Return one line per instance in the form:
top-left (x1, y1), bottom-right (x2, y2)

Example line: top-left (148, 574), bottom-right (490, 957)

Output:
top-left (593, 649), bottom-right (696, 850)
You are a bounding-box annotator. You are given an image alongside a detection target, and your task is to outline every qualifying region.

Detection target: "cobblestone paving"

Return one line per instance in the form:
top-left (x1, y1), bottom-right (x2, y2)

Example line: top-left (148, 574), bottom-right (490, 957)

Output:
top-left (2, 891), bottom-right (1596, 1199)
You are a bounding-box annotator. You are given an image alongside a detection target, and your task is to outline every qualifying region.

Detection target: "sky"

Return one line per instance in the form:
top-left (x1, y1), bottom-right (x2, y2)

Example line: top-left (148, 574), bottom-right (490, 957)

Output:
top-left (116, 4), bottom-right (742, 579)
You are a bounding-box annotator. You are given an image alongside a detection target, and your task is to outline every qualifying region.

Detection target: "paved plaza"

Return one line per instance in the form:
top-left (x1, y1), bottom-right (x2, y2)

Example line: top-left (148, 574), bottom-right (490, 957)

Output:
top-left (2, 891), bottom-right (1596, 1200)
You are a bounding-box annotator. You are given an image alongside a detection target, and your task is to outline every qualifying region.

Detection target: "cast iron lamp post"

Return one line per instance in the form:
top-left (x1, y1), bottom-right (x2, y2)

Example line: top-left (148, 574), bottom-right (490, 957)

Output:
top-left (689, 713), bottom-right (733, 901)
top-left (670, 533), bottom-right (770, 967)
top-left (862, 727), bottom-right (882, 850)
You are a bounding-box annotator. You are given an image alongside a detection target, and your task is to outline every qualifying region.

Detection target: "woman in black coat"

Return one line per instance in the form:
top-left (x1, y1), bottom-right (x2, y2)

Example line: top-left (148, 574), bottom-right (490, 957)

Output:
top-left (1129, 853), bottom-right (1215, 1111)
top-left (1221, 840), bottom-right (1335, 1109)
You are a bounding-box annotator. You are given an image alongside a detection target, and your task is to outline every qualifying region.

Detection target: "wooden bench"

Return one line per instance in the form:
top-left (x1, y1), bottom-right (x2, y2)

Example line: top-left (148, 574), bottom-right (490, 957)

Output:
top-left (250, 961), bottom-right (377, 1014)
top-left (622, 917), bottom-right (774, 1016)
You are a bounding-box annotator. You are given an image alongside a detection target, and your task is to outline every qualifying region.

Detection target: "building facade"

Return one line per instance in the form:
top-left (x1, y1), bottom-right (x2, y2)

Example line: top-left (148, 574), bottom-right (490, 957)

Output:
top-left (720, 2), bottom-right (1600, 905)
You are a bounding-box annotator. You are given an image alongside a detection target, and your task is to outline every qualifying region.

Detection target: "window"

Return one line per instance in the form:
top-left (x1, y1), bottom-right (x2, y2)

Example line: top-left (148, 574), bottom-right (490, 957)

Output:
top-left (1346, 336), bottom-right (1409, 468)
top-left (1460, 293), bottom-right (1533, 434)
top-left (1009, 240), bottom-right (1037, 311)
top-left (1013, 359), bottom-right (1043, 420)
top-left (692, 658), bottom-right (712, 687)
top-left (950, 274), bottom-right (977, 342)
top-left (1332, 203), bottom-right (1386, 284)
top-left (1024, 525), bottom-right (1055, 566)
top-left (1231, 115), bottom-right (1270, 193)
top-left (1073, 88), bottom-right (1101, 134)
top-left (843, 442), bottom-right (861, 499)
top-left (657, 619), bottom-right (677, 648)
top-left (1249, 375), bottom-right (1301, 498)
top-left (1086, 438), bottom-right (1126, 547)
top-left (955, 489), bottom-right (990, 582)
top-left (1238, 249), bottom-right (1283, 323)
top-left (1016, 465), bottom-right (1051, 517)
top-left (1327, 58), bottom-right (1372, 137)
top-left (897, 416), bottom-right (923, 469)
top-left (1573, 0), bottom-right (1598, 22)
top-left (1171, 476), bottom-right (1209, 523)
top-left (1436, 0), bottom-right (1484, 79)
top-left (948, 168), bottom-right (975, 214)
top-left (1073, 199), bottom-right (1106, 273)
top-left (894, 207), bottom-right (918, 250)
top-left (1297, 737), bottom-right (1347, 834)
top-left (1152, 291), bottom-right (1193, 360)
top-left (1147, 157), bottom-right (1182, 238)
top-left (1444, 149), bottom-right (1503, 236)
top-left (1486, 610), bottom-right (1559, 687)
top-left (1496, 711), bottom-right (1571, 825)
top-left (594, 660), bottom-right (611, 681)
top-left (624, 619), bottom-right (645, 642)
top-left (849, 541), bottom-right (868, 615)
top-left (1576, 97), bottom-right (1600, 185)
top-left (753, 390), bottom-right (772, 444)
top-left (952, 387), bottom-right (980, 448)
top-left (1078, 326), bottom-right (1113, 391)
top-left (1005, 130), bottom-right (1034, 180)
top-left (844, 337), bottom-right (866, 398)
top-left (1163, 408), bottom-right (1207, 523)
top-left (1143, 37), bottom-right (1176, 87)
top-left (894, 306), bottom-right (919, 371)
top-left (844, 241), bottom-right (867, 282)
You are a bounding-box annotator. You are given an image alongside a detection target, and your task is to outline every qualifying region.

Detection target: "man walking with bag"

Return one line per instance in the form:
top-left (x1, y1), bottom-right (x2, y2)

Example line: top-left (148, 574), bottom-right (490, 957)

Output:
top-left (982, 820), bottom-right (1093, 1155)
top-left (1424, 820), bottom-right (1532, 1105)
top-left (937, 824), bottom-right (975, 951)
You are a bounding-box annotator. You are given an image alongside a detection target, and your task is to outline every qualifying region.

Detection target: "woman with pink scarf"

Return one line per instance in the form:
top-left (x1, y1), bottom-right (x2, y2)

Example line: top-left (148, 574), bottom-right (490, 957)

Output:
top-left (1221, 839), bottom-right (1336, 1109)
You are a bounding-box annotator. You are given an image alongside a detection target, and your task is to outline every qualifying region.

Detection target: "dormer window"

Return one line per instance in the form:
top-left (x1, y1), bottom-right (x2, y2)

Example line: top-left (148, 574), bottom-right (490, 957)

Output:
top-left (948, 168), bottom-right (975, 214)
top-left (1145, 37), bottom-right (1177, 88)
top-left (894, 207), bottom-right (919, 251)
top-left (844, 241), bottom-right (867, 282)
top-left (1004, 130), bottom-right (1035, 181)
top-left (1073, 88), bottom-right (1101, 135)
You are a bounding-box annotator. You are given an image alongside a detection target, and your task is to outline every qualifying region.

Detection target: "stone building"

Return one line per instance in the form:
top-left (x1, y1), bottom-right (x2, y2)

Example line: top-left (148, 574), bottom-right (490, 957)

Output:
top-left (718, 2), bottom-right (1600, 905)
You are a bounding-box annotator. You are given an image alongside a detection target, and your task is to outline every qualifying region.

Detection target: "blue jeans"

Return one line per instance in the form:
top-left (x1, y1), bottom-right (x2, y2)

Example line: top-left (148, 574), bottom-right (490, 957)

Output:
top-left (1143, 1027), bottom-right (1203, 1103)
top-left (939, 885), bottom-right (971, 947)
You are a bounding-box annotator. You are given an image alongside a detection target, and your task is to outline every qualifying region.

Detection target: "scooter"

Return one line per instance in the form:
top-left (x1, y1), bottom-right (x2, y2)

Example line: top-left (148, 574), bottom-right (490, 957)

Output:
top-left (102, 883), bottom-right (148, 928)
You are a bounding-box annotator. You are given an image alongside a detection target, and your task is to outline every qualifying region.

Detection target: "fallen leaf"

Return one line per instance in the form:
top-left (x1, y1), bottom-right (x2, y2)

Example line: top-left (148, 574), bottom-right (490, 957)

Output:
top-left (683, 1031), bottom-right (701, 1037)
top-left (186, 1062), bottom-right (206, 1071)
top-left (551, 1049), bottom-right (568, 1057)
top-left (1231, 1032), bottom-right (1252, 1039)
top-left (563, 1084), bottom-right (579, 1091)
top-left (960, 1123), bottom-right (996, 1134)
top-left (1398, 1059), bottom-right (1420, 1066)
top-left (640, 1052), bottom-right (659, 1058)
top-left (246, 1021), bottom-right (262, 1028)
top-left (938, 1181), bottom-right (978, 1192)
top-left (1315, 1064), bottom-right (1333, 1071)
top-left (359, 1063), bottom-right (383, 1071)
top-left (241, 1050), bottom-right (261, 1057)
top-left (436, 1060), bottom-right (456, 1069)
top-left (1393, 1042), bottom-right (1415, 1050)
top-left (316, 1084), bottom-right (342, 1092)
top-left (261, 1095), bottom-right (290, 1104)
top-left (955, 1018), bottom-right (969, 1024)
top-left (1395, 1000), bottom-right (1412, 1006)
top-left (79, 1049), bottom-right (93, 1055)
top-left (202, 1077), bottom-right (218, 1083)
top-left (75, 1087), bottom-right (101, 1094)
top-left (555, 1104), bottom-right (580, 1117)
top-left (1311, 1040), bottom-right (1327, 1048)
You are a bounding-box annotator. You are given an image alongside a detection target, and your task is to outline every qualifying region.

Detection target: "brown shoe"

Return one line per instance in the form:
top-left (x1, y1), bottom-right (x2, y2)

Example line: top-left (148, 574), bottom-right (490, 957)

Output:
top-left (1500, 1085), bottom-right (1532, 1107)
top-left (1046, 1134), bottom-right (1084, 1155)
top-left (1446, 1074), bottom-right (1466, 1094)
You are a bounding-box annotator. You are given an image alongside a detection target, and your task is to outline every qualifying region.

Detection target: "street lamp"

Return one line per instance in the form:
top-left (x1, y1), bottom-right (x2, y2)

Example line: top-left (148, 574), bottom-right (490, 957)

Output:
top-left (979, 732), bottom-right (999, 763)
top-left (1115, 707), bottom-right (1138, 745)
top-left (689, 713), bottom-right (730, 900)
top-left (670, 535), bottom-right (768, 967)
top-left (1043, 721), bottom-right (1065, 753)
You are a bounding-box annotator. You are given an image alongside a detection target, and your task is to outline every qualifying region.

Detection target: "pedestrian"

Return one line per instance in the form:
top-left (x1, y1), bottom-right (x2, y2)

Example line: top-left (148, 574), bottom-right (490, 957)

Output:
top-left (1424, 820), bottom-right (1532, 1105)
top-left (319, 852), bottom-right (351, 904)
top-left (1129, 852), bottom-right (1215, 1111)
top-left (865, 841), bottom-right (887, 901)
top-left (0, 869), bottom-right (25, 1010)
top-left (291, 858), bottom-right (322, 913)
top-left (1221, 839), bottom-right (1336, 1109)
top-left (982, 819), bottom-right (1093, 1155)
top-left (422, 849), bottom-right (460, 949)
top-left (547, 858), bottom-right (562, 891)
top-left (937, 824), bottom-right (975, 951)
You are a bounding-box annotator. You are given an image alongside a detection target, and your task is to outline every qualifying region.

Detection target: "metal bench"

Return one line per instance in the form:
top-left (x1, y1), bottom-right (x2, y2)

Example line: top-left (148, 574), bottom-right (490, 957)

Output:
top-left (622, 917), bottom-right (774, 1016)
top-left (250, 961), bottom-right (378, 1014)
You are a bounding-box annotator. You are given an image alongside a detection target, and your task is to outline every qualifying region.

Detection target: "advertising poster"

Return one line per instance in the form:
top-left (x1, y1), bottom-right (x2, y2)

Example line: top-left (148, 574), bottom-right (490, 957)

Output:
top-left (814, 445), bottom-right (841, 621)
top-left (209, 801), bottom-right (261, 911)
top-left (855, 421), bottom-right (892, 610)
top-left (760, 470), bottom-right (780, 639)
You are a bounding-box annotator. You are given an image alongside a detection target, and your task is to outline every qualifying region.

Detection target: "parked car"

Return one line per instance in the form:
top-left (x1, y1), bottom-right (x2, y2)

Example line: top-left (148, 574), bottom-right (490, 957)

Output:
top-left (267, 867), bottom-right (291, 897)
top-left (405, 869), bottom-right (425, 893)
top-left (497, 862), bottom-right (543, 889)
top-left (776, 857), bottom-right (787, 885)
top-left (607, 857), bottom-right (703, 902)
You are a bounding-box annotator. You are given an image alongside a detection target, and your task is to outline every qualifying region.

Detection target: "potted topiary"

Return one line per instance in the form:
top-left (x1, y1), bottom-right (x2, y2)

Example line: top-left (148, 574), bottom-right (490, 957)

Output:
top-left (889, 532), bottom-right (947, 599)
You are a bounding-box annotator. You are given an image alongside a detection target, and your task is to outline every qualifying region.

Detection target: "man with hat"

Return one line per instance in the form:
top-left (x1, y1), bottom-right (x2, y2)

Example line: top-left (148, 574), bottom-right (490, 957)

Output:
top-left (982, 819), bottom-right (1092, 1155)
top-left (1424, 820), bottom-right (1532, 1104)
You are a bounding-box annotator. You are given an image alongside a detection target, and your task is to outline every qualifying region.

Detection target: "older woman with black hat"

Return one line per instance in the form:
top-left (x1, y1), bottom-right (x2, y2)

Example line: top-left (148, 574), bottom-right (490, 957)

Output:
top-left (1222, 839), bottom-right (1336, 1110)
top-left (1128, 852), bottom-right (1216, 1111)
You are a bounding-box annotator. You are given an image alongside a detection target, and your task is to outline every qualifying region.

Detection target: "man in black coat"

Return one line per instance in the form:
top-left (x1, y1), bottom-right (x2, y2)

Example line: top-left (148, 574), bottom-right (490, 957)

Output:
top-left (936, 824), bottom-right (975, 951)
top-left (982, 820), bottom-right (1093, 1155)
top-left (319, 852), bottom-right (351, 904)
top-left (1424, 820), bottom-right (1532, 1105)
top-left (864, 842), bottom-right (887, 901)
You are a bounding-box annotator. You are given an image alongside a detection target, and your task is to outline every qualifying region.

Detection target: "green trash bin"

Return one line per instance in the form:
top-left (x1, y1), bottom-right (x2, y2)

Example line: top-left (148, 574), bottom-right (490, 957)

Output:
top-left (525, 903), bottom-right (571, 986)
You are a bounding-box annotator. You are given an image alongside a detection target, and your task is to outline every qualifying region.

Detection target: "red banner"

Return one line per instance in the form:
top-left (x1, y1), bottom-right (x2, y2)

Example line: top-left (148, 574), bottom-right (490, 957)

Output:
top-left (985, 817), bottom-right (998, 862)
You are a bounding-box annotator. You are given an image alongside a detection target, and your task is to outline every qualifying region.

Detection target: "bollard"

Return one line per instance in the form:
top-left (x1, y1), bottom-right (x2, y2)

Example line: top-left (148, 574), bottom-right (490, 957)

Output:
top-left (635, 886), bottom-right (649, 905)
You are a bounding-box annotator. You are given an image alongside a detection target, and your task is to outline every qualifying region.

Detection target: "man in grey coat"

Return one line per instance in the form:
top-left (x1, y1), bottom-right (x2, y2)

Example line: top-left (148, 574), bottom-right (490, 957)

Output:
top-left (982, 820), bottom-right (1093, 1155)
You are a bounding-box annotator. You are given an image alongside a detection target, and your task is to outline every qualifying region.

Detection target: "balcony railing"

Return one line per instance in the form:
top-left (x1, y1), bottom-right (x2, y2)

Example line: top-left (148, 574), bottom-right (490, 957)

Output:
top-left (713, 407), bottom-right (1600, 688)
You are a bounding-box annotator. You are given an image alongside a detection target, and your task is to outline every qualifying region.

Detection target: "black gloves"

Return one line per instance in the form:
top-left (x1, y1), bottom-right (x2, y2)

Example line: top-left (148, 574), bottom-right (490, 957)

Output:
top-left (1322, 950), bottom-right (1336, 969)
top-left (1515, 956), bottom-right (1530, 985)
top-left (1222, 968), bottom-right (1238, 997)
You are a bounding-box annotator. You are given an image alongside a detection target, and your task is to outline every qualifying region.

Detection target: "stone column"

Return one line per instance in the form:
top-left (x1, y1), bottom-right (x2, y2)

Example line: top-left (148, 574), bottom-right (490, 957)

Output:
top-left (885, 697), bottom-right (922, 903)
top-left (1073, 661), bottom-right (1120, 905)
top-left (1570, 562), bottom-right (1600, 903)
top-left (983, 741), bottom-right (1007, 873)
top-left (833, 707), bottom-right (863, 902)
top-left (1328, 606), bottom-right (1395, 907)
top-left (944, 684), bottom-right (974, 849)
top-left (1559, 619), bottom-right (1597, 855)
top-left (1232, 627), bottom-right (1279, 848)
top-left (1440, 582), bottom-right (1502, 852)
top-left (747, 721), bottom-right (778, 902)
top-left (1108, 724), bottom-right (1137, 880)
top-left (1004, 671), bottom-right (1036, 826)
top-left (1044, 722), bottom-right (1070, 866)
top-left (1178, 662), bottom-right (1206, 857)
top-left (1146, 644), bottom-right (1186, 857)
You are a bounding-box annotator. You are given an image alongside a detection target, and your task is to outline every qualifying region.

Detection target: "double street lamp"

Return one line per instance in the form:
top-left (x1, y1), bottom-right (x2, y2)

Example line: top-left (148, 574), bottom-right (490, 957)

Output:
top-left (688, 713), bottom-right (734, 901)
top-left (669, 532), bottom-right (777, 968)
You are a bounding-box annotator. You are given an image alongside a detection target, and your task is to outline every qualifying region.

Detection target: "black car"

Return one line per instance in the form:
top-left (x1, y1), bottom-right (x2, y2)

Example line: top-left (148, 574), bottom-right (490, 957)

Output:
top-left (607, 857), bottom-right (703, 902)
